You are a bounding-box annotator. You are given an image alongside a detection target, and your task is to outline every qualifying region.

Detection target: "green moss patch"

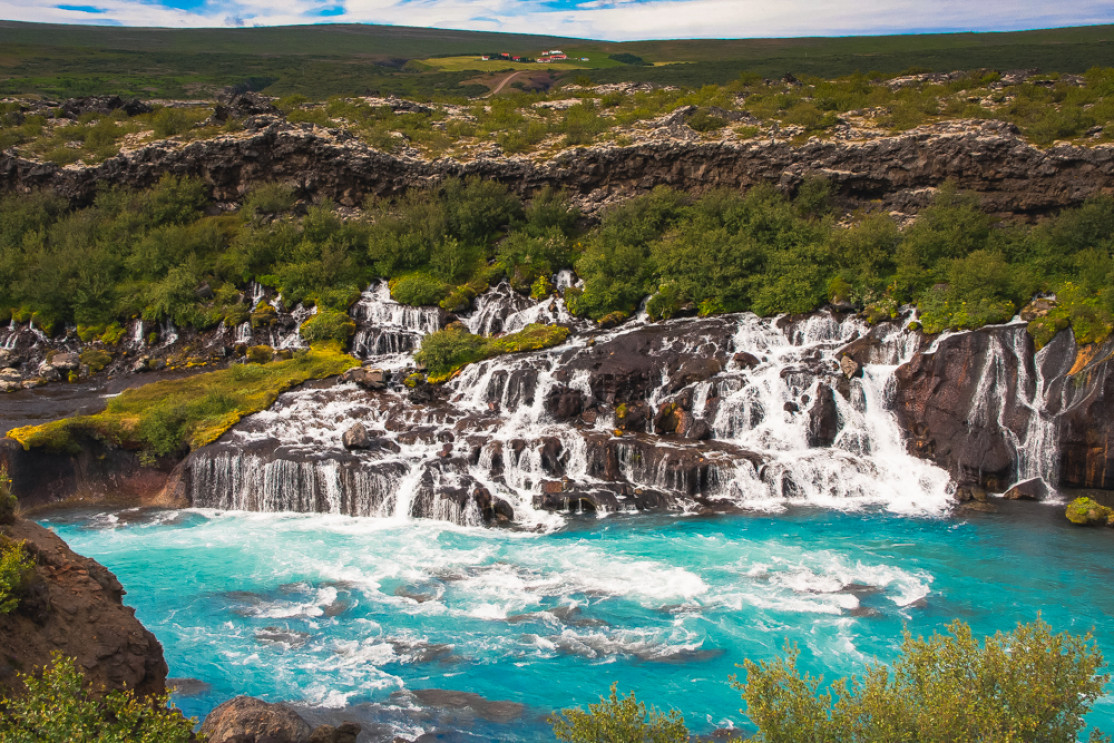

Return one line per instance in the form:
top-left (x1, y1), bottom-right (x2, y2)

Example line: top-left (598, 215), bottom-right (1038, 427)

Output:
top-left (417, 323), bottom-right (570, 381)
top-left (1065, 496), bottom-right (1114, 526)
top-left (7, 344), bottom-right (357, 458)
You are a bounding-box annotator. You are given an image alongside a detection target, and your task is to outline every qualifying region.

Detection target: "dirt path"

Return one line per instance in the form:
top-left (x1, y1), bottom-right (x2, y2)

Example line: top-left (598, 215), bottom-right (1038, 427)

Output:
top-left (486, 70), bottom-right (525, 97)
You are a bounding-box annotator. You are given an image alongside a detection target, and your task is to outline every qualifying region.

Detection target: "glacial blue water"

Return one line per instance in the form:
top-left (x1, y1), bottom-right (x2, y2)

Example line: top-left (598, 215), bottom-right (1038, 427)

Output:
top-left (41, 504), bottom-right (1114, 740)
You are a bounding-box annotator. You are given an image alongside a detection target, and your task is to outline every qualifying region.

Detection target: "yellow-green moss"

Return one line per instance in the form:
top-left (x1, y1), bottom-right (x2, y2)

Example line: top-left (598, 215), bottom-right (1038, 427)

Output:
top-left (7, 344), bottom-right (357, 458)
top-left (99, 322), bottom-right (126, 346)
top-left (78, 349), bottom-right (112, 374)
top-left (418, 323), bottom-right (571, 382)
top-left (1065, 497), bottom-right (1113, 526)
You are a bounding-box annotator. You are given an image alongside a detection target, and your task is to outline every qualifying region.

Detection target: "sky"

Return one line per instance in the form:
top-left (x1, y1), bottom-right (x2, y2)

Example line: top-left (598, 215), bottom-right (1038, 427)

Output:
top-left (1, 0), bottom-right (1113, 40)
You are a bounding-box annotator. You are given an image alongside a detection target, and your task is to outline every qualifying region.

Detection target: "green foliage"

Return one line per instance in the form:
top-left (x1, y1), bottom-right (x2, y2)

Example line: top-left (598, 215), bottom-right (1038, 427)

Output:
top-left (0, 469), bottom-right (15, 526)
top-left (243, 182), bottom-right (296, 221)
top-left (8, 345), bottom-right (357, 459)
top-left (416, 323), bottom-right (570, 379)
top-left (1065, 497), bottom-right (1114, 526)
top-left (245, 345), bottom-right (273, 364)
top-left (391, 273), bottom-right (451, 307)
top-left (687, 108), bottom-right (727, 132)
top-left (299, 309), bottom-right (356, 345)
top-left (0, 653), bottom-right (198, 742)
top-left (735, 617), bottom-right (1108, 743)
top-left (0, 538), bottom-right (34, 615)
top-left (550, 682), bottom-right (688, 743)
top-left (78, 349), bottom-right (113, 374)
top-left (608, 53), bottom-right (650, 66)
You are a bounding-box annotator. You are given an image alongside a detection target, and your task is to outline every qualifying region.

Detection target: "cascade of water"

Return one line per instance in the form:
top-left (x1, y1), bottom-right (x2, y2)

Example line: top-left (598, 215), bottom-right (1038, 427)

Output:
top-left (234, 322), bottom-right (253, 345)
top-left (186, 281), bottom-right (973, 525)
top-left (350, 282), bottom-right (442, 362)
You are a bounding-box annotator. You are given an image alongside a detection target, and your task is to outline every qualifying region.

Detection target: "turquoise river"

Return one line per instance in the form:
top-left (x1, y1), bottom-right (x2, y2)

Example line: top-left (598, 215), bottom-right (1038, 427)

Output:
top-left (40, 503), bottom-right (1114, 740)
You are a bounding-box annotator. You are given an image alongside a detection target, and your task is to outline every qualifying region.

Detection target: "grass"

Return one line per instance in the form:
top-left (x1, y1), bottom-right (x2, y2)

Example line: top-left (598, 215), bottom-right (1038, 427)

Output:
top-left (7, 344), bottom-right (358, 458)
top-left (0, 21), bottom-right (1111, 99)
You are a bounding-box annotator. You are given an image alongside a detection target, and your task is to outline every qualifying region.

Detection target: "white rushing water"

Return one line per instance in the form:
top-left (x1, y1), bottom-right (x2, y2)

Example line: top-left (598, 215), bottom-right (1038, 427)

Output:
top-left (180, 276), bottom-right (979, 526)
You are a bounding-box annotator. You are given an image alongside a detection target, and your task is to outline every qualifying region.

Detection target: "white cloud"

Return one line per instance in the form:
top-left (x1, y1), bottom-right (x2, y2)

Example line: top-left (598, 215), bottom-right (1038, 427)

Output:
top-left (0, 0), bottom-right (1111, 39)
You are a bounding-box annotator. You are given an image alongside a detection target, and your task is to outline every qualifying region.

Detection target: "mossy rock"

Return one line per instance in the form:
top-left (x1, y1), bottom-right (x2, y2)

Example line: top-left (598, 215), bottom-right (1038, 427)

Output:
top-left (79, 349), bottom-right (113, 374)
top-left (100, 322), bottom-right (127, 345)
top-left (250, 301), bottom-right (278, 329)
top-left (403, 372), bottom-right (426, 389)
top-left (439, 285), bottom-right (478, 314)
top-left (1065, 497), bottom-right (1113, 526)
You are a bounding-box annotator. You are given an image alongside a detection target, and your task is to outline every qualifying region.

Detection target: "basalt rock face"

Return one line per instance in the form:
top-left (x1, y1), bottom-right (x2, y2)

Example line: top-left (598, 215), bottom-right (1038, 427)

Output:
top-left (2, 119), bottom-right (1112, 217)
top-left (891, 324), bottom-right (1114, 493)
top-left (0, 518), bottom-right (167, 698)
top-left (0, 435), bottom-right (185, 511)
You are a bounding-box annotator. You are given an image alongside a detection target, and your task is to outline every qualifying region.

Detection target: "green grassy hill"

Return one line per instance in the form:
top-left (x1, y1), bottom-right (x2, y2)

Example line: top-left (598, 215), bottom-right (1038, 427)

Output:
top-left (0, 20), bottom-right (1111, 99)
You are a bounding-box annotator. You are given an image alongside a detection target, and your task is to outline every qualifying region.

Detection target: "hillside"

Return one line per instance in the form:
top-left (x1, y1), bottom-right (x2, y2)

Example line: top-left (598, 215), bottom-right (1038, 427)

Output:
top-left (0, 21), bottom-right (1112, 98)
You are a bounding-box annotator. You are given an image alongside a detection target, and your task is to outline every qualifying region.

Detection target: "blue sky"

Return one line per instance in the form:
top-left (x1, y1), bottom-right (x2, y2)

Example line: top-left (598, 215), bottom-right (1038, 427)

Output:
top-left (3, 0), bottom-right (1113, 40)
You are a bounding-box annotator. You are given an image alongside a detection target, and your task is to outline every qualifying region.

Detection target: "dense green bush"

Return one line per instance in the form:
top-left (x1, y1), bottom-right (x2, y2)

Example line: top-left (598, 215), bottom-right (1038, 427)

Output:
top-left (736, 618), bottom-right (1107, 743)
top-left (0, 538), bottom-right (34, 615)
top-left (391, 272), bottom-right (450, 306)
top-left (299, 309), bottom-right (356, 344)
top-left (0, 468), bottom-right (15, 526)
top-left (0, 653), bottom-right (198, 742)
top-left (550, 683), bottom-right (687, 743)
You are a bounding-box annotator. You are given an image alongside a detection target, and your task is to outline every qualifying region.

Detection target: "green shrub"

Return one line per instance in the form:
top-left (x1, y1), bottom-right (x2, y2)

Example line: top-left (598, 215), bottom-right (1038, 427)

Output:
top-left (736, 617), bottom-right (1108, 743)
top-left (414, 325), bottom-right (488, 377)
top-left (416, 323), bottom-right (570, 379)
top-left (687, 109), bottom-right (727, 132)
top-left (391, 273), bottom-right (450, 306)
top-left (0, 653), bottom-right (197, 742)
top-left (0, 468), bottom-right (15, 526)
top-left (550, 683), bottom-right (688, 743)
top-left (243, 182), bottom-right (295, 220)
top-left (249, 301), bottom-right (277, 329)
top-left (300, 309), bottom-right (356, 345)
top-left (246, 345), bottom-right (273, 364)
top-left (439, 284), bottom-right (477, 313)
top-left (0, 538), bottom-right (34, 615)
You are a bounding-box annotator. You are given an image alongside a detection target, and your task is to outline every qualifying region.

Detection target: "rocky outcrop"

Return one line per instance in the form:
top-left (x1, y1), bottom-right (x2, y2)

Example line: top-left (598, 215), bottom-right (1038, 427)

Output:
top-left (0, 518), bottom-right (167, 698)
top-left (200, 695), bottom-right (361, 743)
top-left (2, 118), bottom-right (1112, 218)
top-left (891, 324), bottom-right (1114, 492)
top-left (0, 435), bottom-right (185, 511)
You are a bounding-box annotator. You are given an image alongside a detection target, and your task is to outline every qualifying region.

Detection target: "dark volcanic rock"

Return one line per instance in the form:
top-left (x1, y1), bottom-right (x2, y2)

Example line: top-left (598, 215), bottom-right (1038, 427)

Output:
top-left (892, 327), bottom-right (1032, 489)
top-left (806, 384), bottom-right (841, 447)
top-left (0, 519), bottom-right (168, 699)
top-left (1003, 477), bottom-right (1049, 500)
top-left (342, 423), bottom-right (372, 450)
top-left (3, 120), bottom-right (1113, 218)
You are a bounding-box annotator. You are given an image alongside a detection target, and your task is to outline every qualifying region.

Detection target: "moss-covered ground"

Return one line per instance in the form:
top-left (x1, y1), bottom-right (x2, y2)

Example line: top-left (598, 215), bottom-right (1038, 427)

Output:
top-left (6, 344), bottom-right (357, 458)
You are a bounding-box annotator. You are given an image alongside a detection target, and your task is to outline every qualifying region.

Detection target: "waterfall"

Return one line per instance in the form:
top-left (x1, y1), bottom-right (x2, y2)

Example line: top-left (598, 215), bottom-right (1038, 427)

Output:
top-left (184, 280), bottom-right (975, 526)
top-left (350, 282), bottom-right (442, 362)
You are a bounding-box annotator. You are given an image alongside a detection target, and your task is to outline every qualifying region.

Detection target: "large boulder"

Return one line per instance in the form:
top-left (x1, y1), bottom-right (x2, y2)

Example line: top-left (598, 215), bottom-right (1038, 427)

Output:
top-left (200, 696), bottom-right (314, 743)
top-left (341, 423), bottom-right (372, 450)
top-left (0, 519), bottom-right (168, 699)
